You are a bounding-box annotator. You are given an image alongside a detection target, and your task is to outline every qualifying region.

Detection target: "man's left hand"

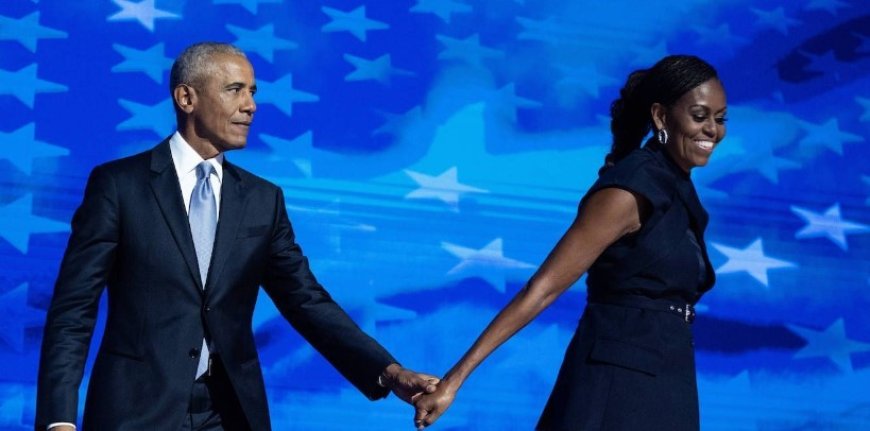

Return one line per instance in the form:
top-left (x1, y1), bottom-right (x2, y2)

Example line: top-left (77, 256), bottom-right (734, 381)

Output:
top-left (380, 363), bottom-right (439, 404)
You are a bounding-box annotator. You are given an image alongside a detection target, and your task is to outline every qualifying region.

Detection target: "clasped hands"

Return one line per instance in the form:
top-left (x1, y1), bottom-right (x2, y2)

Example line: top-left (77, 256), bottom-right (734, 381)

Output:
top-left (381, 364), bottom-right (454, 429)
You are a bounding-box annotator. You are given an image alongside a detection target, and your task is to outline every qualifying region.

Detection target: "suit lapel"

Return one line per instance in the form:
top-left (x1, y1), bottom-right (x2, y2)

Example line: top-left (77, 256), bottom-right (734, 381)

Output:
top-left (206, 160), bottom-right (247, 293)
top-left (149, 140), bottom-right (204, 291)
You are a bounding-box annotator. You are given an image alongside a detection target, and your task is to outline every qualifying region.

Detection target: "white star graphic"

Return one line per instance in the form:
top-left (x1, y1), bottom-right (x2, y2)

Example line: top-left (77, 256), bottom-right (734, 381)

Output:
top-left (0, 123), bottom-right (69, 175)
top-left (751, 7), bottom-right (800, 35)
top-left (107, 0), bottom-right (180, 32)
top-left (259, 131), bottom-right (313, 177)
top-left (410, 0), bottom-right (472, 24)
top-left (711, 238), bottom-right (796, 287)
top-left (515, 16), bottom-right (575, 45)
top-left (116, 98), bottom-right (175, 137)
top-left (343, 54), bottom-right (413, 85)
top-left (692, 24), bottom-right (749, 54)
top-left (441, 238), bottom-right (535, 292)
top-left (0, 284), bottom-right (45, 351)
top-left (791, 204), bottom-right (869, 250)
top-left (111, 42), bottom-right (173, 83)
top-left (256, 73), bottom-right (319, 118)
top-left (555, 63), bottom-right (619, 99)
top-left (797, 117), bottom-right (863, 155)
top-left (487, 83), bottom-right (542, 123)
top-left (788, 319), bottom-right (870, 372)
top-left (0, 194), bottom-right (69, 253)
top-left (0, 63), bottom-right (67, 108)
top-left (226, 23), bottom-right (297, 62)
top-left (405, 167), bottom-right (487, 207)
top-left (800, 49), bottom-right (843, 78)
top-left (0, 11), bottom-right (67, 53)
top-left (436, 33), bottom-right (503, 67)
top-left (321, 6), bottom-right (389, 42)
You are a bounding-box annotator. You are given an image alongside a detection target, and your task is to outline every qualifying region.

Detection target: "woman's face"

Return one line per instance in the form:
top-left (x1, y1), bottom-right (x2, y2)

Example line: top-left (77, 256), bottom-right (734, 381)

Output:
top-left (653, 78), bottom-right (727, 172)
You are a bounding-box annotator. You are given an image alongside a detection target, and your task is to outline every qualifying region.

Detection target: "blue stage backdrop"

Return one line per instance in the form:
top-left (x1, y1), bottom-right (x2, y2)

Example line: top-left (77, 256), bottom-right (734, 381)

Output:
top-left (2, 0), bottom-right (870, 429)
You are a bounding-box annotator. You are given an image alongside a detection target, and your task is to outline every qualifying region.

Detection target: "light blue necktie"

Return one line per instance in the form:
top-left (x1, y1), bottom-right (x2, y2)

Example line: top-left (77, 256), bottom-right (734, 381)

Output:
top-left (189, 161), bottom-right (216, 379)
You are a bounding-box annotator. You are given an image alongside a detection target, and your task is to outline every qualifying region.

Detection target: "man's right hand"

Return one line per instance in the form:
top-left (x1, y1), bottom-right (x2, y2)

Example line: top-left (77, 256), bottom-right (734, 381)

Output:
top-left (48, 426), bottom-right (75, 431)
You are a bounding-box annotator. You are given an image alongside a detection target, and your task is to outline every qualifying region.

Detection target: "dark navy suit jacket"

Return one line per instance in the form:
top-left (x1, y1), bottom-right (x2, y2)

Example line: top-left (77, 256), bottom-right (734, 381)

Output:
top-left (36, 140), bottom-right (395, 430)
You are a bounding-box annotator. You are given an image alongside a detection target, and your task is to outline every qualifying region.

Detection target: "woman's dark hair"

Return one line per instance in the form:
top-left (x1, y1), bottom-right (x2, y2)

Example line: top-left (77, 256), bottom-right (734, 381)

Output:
top-left (602, 55), bottom-right (718, 174)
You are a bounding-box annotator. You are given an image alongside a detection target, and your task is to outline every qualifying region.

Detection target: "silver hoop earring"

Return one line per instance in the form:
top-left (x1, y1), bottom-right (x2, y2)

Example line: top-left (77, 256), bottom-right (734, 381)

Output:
top-left (657, 129), bottom-right (669, 145)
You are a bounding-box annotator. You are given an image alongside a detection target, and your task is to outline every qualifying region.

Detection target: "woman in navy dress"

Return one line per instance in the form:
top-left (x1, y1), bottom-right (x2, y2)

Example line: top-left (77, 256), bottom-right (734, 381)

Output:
top-left (414, 55), bottom-right (727, 430)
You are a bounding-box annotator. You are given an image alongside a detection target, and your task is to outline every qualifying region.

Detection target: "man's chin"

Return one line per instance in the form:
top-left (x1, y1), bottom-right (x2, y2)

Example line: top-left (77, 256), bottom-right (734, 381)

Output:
top-left (221, 141), bottom-right (247, 152)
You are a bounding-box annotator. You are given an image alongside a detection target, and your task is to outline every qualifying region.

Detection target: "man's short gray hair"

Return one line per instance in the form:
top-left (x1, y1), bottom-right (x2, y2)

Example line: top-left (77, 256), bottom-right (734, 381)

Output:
top-left (169, 42), bottom-right (247, 94)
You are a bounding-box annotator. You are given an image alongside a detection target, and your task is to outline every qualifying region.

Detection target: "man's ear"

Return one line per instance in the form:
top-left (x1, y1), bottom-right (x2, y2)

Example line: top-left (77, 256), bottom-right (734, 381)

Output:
top-left (173, 84), bottom-right (196, 114)
top-left (650, 103), bottom-right (667, 131)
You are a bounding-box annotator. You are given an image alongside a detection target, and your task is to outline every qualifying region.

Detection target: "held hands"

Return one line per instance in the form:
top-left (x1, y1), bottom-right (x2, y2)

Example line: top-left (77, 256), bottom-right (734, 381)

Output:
top-left (380, 363), bottom-right (440, 405)
top-left (413, 379), bottom-right (458, 429)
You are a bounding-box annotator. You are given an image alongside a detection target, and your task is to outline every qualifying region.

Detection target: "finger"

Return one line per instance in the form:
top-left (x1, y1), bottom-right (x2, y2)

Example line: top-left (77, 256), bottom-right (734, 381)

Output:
top-left (410, 373), bottom-right (439, 393)
top-left (422, 409), bottom-right (444, 428)
top-left (421, 374), bottom-right (440, 392)
top-left (414, 406), bottom-right (429, 429)
top-left (418, 373), bottom-right (440, 383)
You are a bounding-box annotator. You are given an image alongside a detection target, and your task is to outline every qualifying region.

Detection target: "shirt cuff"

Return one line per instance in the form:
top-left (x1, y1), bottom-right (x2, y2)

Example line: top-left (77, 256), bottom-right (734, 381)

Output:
top-left (48, 423), bottom-right (76, 430)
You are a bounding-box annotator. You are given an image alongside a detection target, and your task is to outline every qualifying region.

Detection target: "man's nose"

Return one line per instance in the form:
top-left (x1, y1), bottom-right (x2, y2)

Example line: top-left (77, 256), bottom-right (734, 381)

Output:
top-left (241, 93), bottom-right (256, 114)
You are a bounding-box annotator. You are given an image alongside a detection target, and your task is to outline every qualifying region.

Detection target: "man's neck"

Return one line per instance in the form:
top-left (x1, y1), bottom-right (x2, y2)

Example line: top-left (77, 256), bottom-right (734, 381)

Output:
top-left (178, 127), bottom-right (220, 160)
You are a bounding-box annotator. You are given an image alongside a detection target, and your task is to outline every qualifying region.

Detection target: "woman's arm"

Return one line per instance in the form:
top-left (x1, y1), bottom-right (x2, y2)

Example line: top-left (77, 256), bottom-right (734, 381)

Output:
top-left (413, 187), bottom-right (649, 428)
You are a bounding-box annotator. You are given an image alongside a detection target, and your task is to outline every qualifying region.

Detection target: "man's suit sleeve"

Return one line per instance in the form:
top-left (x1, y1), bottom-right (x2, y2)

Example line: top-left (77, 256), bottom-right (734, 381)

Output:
top-left (261, 188), bottom-right (395, 400)
top-left (36, 165), bottom-right (120, 428)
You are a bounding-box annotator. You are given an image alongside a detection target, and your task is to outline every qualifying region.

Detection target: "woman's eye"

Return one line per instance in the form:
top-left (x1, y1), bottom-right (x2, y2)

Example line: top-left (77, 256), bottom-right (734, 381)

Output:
top-left (715, 117), bottom-right (728, 125)
top-left (692, 115), bottom-right (706, 122)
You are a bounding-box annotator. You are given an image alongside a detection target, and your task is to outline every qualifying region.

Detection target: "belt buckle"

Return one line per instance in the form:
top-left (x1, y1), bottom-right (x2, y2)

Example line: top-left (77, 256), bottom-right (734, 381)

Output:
top-left (669, 303), bottom-right (695, 323)
top-left (685, 304), bottom-right (695, 323)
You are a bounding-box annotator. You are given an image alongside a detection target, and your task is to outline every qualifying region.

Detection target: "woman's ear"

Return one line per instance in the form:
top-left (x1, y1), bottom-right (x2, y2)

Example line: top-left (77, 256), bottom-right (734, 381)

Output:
top-left (650, 103), bottom-right (667, 131)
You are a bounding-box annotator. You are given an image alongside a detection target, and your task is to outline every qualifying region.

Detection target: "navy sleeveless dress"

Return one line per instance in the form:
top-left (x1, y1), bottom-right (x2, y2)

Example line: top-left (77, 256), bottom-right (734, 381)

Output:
top-left (536, 141), bottom-right (715, 431)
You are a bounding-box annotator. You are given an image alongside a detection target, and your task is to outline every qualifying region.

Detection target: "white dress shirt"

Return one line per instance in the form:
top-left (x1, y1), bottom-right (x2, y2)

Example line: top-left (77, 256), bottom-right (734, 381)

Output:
top-left (170, 131), bottom-right (224, 219)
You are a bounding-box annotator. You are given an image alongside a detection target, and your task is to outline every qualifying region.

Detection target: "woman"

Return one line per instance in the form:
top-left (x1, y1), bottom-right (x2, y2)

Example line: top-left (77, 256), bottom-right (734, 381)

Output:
top-left (413, 55), bottom-right (726, 430)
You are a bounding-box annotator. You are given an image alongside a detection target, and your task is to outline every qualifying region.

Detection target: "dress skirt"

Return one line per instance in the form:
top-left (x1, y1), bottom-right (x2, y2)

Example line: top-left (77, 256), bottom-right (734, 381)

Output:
top-left (536, 303), bottom-right (699, 431)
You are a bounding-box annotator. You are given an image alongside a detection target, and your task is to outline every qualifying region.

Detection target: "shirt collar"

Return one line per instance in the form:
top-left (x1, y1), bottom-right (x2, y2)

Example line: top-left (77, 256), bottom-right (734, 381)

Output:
top-left (169, 131), bottom-right (224, 182)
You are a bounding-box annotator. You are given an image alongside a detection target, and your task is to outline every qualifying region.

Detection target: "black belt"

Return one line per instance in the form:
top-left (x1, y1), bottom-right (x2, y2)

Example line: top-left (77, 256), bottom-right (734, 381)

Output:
top-left (587, 294), bottom-right (696, 323)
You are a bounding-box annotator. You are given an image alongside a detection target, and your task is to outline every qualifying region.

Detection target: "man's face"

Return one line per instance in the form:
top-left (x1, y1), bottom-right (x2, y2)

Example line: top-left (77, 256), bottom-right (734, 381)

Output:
top-left (189, 53), bottom-right (257, 153)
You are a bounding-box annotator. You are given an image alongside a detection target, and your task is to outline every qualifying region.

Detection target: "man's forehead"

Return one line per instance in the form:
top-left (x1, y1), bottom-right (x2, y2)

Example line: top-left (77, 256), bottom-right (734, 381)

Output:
top-left (206, 54), bottom-right (255, 82)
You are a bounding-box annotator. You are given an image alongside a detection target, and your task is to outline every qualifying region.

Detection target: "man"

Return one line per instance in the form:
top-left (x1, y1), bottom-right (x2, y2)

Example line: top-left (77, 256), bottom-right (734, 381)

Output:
top-left (36, 42), bottom-right (436, 430)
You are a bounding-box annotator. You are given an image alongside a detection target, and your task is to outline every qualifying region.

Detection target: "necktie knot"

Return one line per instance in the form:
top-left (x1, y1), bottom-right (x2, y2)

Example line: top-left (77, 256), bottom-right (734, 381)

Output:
top-left (197, 161), bottom-right (215, 181)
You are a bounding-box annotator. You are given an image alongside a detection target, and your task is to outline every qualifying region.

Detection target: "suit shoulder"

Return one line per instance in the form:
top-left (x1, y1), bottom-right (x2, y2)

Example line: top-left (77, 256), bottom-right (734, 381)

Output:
top-left (90, 148), bottom-right (152, 178)
top-left (226, 162), bottom-right (280, 192)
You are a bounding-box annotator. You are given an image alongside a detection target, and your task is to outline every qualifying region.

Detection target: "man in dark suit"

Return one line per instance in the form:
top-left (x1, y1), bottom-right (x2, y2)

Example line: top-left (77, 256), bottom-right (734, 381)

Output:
top-left (36, 42), bottom-right (436, 430)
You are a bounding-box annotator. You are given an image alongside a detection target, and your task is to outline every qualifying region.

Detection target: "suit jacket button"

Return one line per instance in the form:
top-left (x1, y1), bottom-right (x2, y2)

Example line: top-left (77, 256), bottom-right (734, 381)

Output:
top-left (204, 306), bottom-right (211, 312)
top-left (189, 348), bottom-right (200, 359)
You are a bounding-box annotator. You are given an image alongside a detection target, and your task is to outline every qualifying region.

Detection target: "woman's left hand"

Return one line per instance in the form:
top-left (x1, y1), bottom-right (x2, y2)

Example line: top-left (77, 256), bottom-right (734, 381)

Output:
top-left (413, 380), bottom-right (457, 429)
